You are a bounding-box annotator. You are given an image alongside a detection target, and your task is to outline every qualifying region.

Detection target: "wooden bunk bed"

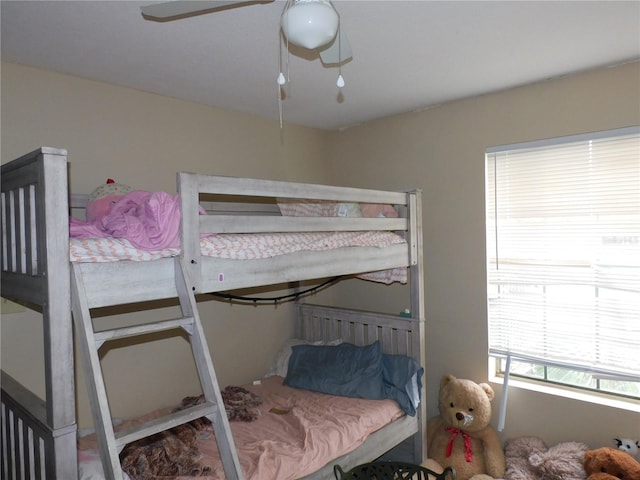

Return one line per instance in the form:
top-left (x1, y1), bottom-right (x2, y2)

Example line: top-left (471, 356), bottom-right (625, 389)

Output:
top-left (1, 147), bottom-right (426, 480)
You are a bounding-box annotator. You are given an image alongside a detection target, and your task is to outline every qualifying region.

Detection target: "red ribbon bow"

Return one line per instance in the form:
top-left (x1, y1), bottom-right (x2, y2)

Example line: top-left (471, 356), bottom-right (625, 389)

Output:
top-left (445, 427), bottom-right (473, 463)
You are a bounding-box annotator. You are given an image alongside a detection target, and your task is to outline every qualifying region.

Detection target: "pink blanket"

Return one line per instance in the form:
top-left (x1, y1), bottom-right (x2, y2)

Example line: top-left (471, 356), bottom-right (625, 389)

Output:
top-left (70, 191), bottom-right (182, 250)
top-left (78, 376), bottom-right (404, 480)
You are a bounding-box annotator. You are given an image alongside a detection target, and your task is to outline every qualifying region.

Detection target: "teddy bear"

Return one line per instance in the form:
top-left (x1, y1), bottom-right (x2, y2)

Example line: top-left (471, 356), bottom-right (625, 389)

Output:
top-left (583, 446), bottom-right (640, 480)
top-left (426, 374), bottom-right (505, 480)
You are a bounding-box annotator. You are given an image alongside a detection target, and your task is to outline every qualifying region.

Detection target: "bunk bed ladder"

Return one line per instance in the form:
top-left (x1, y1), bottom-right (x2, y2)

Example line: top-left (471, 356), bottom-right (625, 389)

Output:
top-left (71, 257), bottom-right (243, 480)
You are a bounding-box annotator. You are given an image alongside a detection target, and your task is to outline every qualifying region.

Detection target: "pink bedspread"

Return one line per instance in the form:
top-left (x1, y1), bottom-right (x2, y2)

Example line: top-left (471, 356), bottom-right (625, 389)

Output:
top-left (70, 230), bottom-right (406, 262)
top-left (77, 376), bottom-right (404, 480)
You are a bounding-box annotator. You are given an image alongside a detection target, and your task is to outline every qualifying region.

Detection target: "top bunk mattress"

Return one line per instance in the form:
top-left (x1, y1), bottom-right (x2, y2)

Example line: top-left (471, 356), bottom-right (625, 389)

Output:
top-left (69, 230), bottom-right (409, 284)
top-left (69, 230), bottom-right (406, 263)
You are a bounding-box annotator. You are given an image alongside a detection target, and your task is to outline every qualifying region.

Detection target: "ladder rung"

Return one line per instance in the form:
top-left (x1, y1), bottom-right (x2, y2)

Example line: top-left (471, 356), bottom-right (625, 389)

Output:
top-left (94, 317), bottom-right (195, 345)
top-left (115, 401), bottom-right (217, 450)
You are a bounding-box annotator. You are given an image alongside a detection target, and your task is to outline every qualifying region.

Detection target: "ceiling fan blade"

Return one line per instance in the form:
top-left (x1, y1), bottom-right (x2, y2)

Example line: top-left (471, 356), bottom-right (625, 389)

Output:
top-left (319, 30), bottom-right (352, 66)
top-left (141, 1), bottom-right (274, 21)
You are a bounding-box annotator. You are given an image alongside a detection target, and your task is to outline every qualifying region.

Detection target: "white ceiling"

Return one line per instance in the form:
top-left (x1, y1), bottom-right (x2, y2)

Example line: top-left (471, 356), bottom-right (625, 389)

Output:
top-left (2, 1), bottom-right (639, 131)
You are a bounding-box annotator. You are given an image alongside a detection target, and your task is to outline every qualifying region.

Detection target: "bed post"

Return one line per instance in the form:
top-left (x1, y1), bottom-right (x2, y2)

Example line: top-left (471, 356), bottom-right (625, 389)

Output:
top-left (178, 172), bottom-right (202, 292)
top-left (41, 149), bottom-right (75, 445)
top-left (407, 189), bottom-right (426, 461)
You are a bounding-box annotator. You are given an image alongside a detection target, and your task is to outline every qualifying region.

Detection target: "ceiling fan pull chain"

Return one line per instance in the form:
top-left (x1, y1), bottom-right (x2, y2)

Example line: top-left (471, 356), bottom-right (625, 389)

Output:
top-left (336, 6), bottom-right (344, 88)
top-left (277, 24), bottom-right (290, 129)
top-left (277, 25), bottom-right (287, 87)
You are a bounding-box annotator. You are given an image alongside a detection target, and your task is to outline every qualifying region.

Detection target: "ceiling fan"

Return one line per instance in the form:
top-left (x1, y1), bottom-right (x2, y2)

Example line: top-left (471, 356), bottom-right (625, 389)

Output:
top-left (140, 1), bottom-right (275, 21)
top-left (140, 0), bottom-right (352, 65)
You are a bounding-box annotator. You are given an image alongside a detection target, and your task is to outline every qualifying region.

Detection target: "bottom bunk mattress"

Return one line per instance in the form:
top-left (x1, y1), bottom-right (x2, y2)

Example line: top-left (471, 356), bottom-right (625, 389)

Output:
top-left (77, 375), bottom-right (405, 480)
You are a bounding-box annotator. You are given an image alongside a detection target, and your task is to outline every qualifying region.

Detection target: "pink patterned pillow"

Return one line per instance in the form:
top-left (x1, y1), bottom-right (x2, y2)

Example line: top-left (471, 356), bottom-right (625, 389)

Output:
top-left (277, 199), bottom-right (361, 217)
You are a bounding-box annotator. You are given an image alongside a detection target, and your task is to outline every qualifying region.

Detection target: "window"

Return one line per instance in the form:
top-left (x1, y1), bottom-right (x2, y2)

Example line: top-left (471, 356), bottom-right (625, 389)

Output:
top-left (485, 127), bottom-right (640, 402)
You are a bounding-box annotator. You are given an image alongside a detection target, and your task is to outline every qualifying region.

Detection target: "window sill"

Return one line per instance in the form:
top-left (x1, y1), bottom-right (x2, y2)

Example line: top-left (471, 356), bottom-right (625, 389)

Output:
top-left (489, 373), bottom-right (640, 413)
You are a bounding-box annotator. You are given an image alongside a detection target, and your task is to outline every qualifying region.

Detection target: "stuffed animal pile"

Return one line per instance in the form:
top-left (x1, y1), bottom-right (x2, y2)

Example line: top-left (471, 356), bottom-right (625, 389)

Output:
top-left (426, 374), bottom-right (505, 480)
top-left (424, 373), bottom-right (640, 480)
top-left (503, 437), bottom-right (640, 480)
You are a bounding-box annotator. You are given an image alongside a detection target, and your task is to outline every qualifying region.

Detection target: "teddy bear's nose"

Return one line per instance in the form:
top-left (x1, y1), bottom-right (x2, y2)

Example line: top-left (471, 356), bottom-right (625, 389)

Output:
top-left (456, 412), bottom-right (464, 421)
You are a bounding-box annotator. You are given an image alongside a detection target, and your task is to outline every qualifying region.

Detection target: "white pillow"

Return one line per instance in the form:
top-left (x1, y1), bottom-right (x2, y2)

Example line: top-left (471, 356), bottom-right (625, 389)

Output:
top-left (78, 448), bottom-right (132, 480)
top-left (264, 338), bottom-right (342, 378)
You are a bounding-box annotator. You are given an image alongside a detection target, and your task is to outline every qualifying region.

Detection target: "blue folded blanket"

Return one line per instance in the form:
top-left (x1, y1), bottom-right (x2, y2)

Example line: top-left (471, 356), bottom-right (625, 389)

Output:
top-left (284, 341), bottom-right (423, 416)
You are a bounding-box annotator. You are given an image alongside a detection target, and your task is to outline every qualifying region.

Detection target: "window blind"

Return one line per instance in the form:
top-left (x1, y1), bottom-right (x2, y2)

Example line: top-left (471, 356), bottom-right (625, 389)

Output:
top-left (485, 126), bottom-right (640, 380)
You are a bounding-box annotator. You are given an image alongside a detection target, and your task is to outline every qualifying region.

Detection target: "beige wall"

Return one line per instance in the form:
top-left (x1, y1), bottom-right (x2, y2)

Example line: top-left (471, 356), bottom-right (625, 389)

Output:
top-left (0, 62), bottom-right (332, 426)
top-left (2, 60), bottom-right (639, 447)
top-left (326, 61), bottom-right (640, 448)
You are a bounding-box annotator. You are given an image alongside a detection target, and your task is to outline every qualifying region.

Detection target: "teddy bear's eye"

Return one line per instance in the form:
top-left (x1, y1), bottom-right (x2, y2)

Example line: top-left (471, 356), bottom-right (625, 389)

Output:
top-left (468, 408), bottom-right (474, 412)
top-left (450, 402), bottom-right (454, 408)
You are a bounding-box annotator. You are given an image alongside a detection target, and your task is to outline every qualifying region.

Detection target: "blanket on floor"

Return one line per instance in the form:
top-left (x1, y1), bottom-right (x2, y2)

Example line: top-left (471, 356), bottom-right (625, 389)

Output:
top-left (120, 386), bottom-right (262, 480)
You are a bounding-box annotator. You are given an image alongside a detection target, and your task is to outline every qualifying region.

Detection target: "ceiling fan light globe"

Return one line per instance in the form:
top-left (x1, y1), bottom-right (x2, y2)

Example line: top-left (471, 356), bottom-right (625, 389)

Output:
top-left (281, 1), bottom-right (339, 50)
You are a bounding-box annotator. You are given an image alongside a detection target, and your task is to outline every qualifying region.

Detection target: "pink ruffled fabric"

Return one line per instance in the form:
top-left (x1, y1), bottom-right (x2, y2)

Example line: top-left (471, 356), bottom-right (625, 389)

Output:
top-left (70, 190), bottom-right (182, 250)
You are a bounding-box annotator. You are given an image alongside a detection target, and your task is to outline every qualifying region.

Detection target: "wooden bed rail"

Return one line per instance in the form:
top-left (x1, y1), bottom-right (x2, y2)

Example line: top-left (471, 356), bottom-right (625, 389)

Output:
top-left (296, 303), bottom-right (423, 358)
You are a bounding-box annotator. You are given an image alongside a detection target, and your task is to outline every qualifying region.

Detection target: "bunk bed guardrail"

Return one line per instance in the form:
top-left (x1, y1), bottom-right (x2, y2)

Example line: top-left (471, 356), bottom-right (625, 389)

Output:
top-left (178, 171), bottom-right (420, 294)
